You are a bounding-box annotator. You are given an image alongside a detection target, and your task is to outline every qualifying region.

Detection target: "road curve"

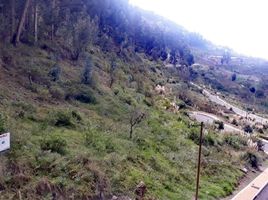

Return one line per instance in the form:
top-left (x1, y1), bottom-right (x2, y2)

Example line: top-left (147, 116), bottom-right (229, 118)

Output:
top-left (232, 168), bottom-right (268, 200)
top-left (190, 82), bottom-right (268, 125)
top-left (189, 111), bottom-right (242, 133)
top-left (254, 183), bottom-right (268, 200)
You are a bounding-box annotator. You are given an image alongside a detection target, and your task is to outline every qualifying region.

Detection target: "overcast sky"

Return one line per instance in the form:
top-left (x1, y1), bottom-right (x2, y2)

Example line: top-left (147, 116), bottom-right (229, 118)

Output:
top-left (129, 0), bottom-right (268, 59)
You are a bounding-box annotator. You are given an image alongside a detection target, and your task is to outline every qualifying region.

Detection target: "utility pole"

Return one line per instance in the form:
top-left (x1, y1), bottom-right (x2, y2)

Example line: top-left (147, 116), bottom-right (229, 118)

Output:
top-left (195, 122), bottom-right (204, 200)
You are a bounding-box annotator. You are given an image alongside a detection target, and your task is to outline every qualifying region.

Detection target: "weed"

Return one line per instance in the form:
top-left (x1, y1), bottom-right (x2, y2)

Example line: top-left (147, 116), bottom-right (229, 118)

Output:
top-left (40, 135), bottom-right (67, 155)
top-left (0, 114), bottom-right (6, 133)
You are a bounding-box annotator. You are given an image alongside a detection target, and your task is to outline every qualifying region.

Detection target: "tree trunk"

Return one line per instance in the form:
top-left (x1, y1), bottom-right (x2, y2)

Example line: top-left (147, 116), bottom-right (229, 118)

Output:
top-left (10, 0), bottom-right (15, 40)
top-left (12, 0), bottom-right (31, 46)
top-left (34, 0), bottom-right (38, 43)
top-left (51, 0), bottom-right (56, 41)
top-left (129, 125), bottom-right (133, 139)
top-left (109, 76), bottom-right (114, 88)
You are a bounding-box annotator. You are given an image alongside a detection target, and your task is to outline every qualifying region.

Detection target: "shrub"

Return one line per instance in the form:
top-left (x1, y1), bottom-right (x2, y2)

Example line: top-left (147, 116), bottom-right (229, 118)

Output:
top-left (81, 56), bottom-right (93, 85)
top-left (231, 73), bottom-right (237, 81)
top-left (249, 87), bottom-right (256, 93)
top-left (74, 93), bottom-right (97, 104)
top-left (257, 140), bottom-right (264, 151)
top-left (113, 88), bottom-right (120, 95)
top-left (65, 86), bottom-right (97, 104)
top-left (120, 95), bottom-right (136, 106)
top-left (48, 63), bottom-right (61, 82)
top-left (224, 135), bottom-right (247, 150)
top-left (54, 111), bottom-right (74, 127)
top-left (50, 110), bottom-right (82, 128)
top-left (231, 119), bottom-right (238, 126)
top-left (84, 128), bottom-right (115, 153)
top-left (203, 133), bottom-right (217, 146)
top-left (49, 86), bottom-right (65, 100)
top-left (35, 152), bottom-right (62, 172)
top-left (71, 111), bottom-right (82, 122)
top-left (242, 151), bottom-right (261, 169)
top-left (188, 130), bottom-right (199, 144)
top-left (0, 114), bottom-right (6, 134)
top-left (215, 121), bottom-right (224, 130)
top-left (188, 130), bottom-right (218, 146)
top-left (41, 136), bottom-right (67, 155)
top-left (143, 98), bottom-right (153, 107)
top-left (255, 90), bottom-right (265, 98)
top-left (244, 125), bottom-right (253, 133)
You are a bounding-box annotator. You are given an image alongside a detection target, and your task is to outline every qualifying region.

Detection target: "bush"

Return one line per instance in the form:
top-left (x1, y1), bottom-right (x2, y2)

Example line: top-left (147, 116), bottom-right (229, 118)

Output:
top-left (120, 95), bottom-right (136, 106)
top-left (188, 130), bottom-right (199, 144)
top-left (49, 86), bottom-right (65, 100)
top-left (257, 140), bottom-right (264, 151)
top-left (50, 110), bottom-right (82, 128)
top-left (244, 125), bottom-right (253, 133)
top-left (249, 87), bottom-right (256, 93)
top-left (255, 90), bottom-right (265, 98)
top-left (54, 111), bottom-right (74, 127)
top-left (41, 136), bottom-right (67, 155)
top-left (81, 56), bottom-right (93, 85)
top-left (231, 119), bottom-right (238, 126)
top-left (224, 135), bottom-right (247, 150)
top-left (74, 93), bottom-right (97, 104)
top-left (231, 73), bottom-right (237, 81)
top-left (71, 111), bottom-right (82, 122)
top-left (242, 151), bottom-right (261, 169)
top-left (215, 121), bottom-right (224, 130)
top-left (203, 133), bottom-right (218, 146)
top-left (48, 63), bottom-right (61, 82)
top-left (113, 88), bottom-right (120, 95)
top-left (65, 86), bottom-right (97, 104)
top-left (84, 128), bottom-right (115, 153)
top-left (0, 114), bottom-right (6, 134)
top-left (188, 130), bottom-right (218, 146)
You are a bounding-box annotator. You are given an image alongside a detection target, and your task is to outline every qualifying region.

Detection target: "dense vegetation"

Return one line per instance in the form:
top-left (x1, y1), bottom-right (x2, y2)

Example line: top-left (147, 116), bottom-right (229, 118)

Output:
top-left (0, 0), bottom-right (267, 199)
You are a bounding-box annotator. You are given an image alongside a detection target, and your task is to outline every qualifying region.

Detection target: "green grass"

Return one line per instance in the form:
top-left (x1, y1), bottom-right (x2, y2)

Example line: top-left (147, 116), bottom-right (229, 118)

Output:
top-left (0, 43), bottom-right (264, 200)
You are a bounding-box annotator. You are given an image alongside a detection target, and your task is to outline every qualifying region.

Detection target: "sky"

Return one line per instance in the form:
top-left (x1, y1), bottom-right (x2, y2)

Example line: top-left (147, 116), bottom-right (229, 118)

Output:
top-left (129, 0), bottom-right (268, 59)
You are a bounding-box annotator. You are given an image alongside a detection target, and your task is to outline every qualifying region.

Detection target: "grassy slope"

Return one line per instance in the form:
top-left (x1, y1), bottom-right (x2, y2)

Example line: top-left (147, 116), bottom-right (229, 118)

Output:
top-left (0, 43), bottom-right (261, 200)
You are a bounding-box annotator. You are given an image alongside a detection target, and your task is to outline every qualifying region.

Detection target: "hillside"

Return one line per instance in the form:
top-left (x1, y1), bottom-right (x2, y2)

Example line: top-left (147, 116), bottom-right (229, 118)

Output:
top-left (0, 0), bottom-right (267, 200)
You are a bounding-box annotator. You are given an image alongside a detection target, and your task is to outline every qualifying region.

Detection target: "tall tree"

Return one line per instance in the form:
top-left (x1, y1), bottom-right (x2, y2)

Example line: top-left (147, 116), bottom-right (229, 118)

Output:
top-left (51, 0), bottom-right (56, 41)
top-left (34, 0), bottom-right (38, 43)
top-left (10, 0), bottom-right (15, 40)
top-left (12, 0), bottom-right (31, 46)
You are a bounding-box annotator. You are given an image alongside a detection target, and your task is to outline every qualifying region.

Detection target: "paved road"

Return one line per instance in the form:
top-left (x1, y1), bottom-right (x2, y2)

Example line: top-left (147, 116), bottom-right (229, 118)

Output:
top-left (261, 139), bottom-right (268, 154)
top-left (232, 168), bottom-right (268, 200)
top-left (203, 90), bottom-right (268, 125)
top-left (254, 183), bottom-right (268, 200)
top-left (189, 111), bottom-right (242, 133)
top-left (190, 82), bottom-right (268, 125)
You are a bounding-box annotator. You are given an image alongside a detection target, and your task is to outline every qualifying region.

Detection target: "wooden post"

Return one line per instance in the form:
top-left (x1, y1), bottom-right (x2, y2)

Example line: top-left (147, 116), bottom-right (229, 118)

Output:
top-left (195, 122), bottom-right (204, 200)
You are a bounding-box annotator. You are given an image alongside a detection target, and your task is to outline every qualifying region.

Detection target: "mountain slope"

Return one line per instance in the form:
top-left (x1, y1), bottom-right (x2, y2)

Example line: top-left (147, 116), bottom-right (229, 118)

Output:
top-left (0, 0), bottom-right (267, 199)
